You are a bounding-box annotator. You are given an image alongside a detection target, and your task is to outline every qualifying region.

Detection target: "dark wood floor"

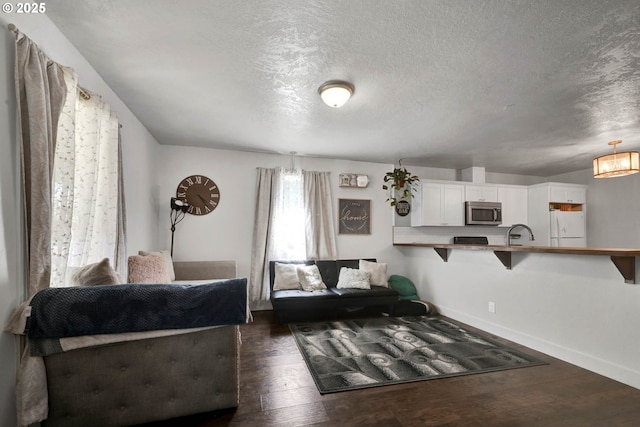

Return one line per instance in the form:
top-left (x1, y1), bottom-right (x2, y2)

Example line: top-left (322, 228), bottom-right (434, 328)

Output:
top-left (157, 311), bottom-right (640, 426)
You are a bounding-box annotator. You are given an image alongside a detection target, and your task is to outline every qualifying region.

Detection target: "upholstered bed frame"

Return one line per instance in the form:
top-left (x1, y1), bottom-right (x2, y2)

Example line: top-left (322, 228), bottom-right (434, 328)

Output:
top-left (41, 261), bottom-right (242, 427)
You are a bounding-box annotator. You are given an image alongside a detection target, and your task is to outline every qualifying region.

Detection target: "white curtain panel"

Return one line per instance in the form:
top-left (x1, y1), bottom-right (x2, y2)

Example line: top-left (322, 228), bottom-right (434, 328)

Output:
top-left (50, 67), bottom-right (120, 287)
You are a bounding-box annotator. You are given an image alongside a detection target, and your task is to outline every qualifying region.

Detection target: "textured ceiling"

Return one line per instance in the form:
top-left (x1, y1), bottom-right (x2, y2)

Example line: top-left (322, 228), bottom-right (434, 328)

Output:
top-left (45, 0), bottom-right (640, 176)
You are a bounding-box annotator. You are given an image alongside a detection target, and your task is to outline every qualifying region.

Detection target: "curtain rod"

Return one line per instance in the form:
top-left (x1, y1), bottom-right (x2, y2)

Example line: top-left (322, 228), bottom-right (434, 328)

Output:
top-left (8, 22), bottom-right (120, 128)
top-left (7, 23), bottom-right (91, 100)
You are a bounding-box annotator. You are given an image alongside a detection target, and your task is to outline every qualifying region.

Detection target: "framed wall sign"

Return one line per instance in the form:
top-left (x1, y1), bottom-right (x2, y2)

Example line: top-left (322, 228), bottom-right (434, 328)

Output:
top-left (338, 199), bottom-right (371, 235)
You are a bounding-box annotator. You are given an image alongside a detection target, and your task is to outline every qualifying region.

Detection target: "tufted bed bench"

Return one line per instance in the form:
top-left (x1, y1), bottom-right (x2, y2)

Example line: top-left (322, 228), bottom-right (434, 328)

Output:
top-left (34, 260), bottom-right (246, 427)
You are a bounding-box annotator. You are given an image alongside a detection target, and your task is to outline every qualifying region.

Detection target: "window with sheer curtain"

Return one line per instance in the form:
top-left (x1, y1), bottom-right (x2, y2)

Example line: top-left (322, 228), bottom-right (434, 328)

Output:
top-left (14, 30), bottom-right (125, 295)
top-left (249, 167), bottom-right (337, 304)
top-left (49, 68), bottom-right (123, 287)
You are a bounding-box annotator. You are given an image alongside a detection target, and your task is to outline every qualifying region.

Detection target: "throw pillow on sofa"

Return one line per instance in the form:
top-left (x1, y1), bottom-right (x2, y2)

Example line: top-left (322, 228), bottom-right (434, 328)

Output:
top-left (138, 249), bottom-right (175, 281)
top-left (388, 274), bottom-right (419, 300)
top-left (273, 262), bottom-right (301, 290)
top-left (71, 258), bottom-right (123, 286)
top-left (296, 264), bottom-right (327, 291)
top-left (337, 267), bottom-right (371, 289)
top-left (359, 259), bottom-right (388, 287)
top-left (128, 254), bottom-right (172, 283)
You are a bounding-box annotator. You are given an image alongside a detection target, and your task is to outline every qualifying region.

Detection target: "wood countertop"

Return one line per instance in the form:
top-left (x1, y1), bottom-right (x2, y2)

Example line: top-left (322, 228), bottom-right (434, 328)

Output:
top-left (392, 242), bottom-right (640, 257)
top-left (392, 242), bottom-right (640, 284)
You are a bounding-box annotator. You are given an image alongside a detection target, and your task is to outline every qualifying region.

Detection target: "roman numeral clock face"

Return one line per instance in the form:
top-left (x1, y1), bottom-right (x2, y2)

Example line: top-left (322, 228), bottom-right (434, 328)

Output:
top-left (176, 175), bottom-right (220, 215)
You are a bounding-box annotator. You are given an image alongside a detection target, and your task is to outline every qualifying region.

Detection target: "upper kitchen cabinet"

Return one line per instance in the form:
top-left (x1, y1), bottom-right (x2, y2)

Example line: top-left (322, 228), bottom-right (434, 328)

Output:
top-left (497, 185), bottom-right (528, 226)
top-left (464, 184), bottom-right (498, 202)
top-left (411, 181), bottom-right (465, 226)
top-left (549, 184), bottom-right (587, 204)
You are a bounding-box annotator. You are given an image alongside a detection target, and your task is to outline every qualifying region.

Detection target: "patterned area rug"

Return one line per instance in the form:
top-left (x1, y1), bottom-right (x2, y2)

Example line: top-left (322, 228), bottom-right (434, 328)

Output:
top-left (289, 316), bottom-right (546, 394)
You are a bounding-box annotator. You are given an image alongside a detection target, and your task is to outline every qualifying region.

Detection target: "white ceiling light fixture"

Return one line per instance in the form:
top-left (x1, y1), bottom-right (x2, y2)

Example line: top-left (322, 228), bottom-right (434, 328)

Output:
top-left (318, 80), bottom-right (354, 108)
top-left (593, 140), bottom-right (640, 178)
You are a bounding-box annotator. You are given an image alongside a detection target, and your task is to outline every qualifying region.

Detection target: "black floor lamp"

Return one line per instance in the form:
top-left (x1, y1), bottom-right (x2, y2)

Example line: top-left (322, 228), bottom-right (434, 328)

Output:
top-left (170, 197), bottom-right (190, 257)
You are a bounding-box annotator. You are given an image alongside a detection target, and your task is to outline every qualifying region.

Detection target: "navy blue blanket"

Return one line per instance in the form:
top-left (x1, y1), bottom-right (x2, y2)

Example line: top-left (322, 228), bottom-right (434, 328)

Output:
top-left (27, 278), bottom-right (247, 340)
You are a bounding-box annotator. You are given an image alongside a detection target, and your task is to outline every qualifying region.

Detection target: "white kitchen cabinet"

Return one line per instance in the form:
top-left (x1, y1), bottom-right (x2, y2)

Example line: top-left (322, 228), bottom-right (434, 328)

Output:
top-left (411, 182), bottom-right (464, 226)
top-left (549, 184), bottom-right (586, 204)
top-left (497, 185), bottom-right (528, 226)
top-left (464, 184), bottom-right (498, 202)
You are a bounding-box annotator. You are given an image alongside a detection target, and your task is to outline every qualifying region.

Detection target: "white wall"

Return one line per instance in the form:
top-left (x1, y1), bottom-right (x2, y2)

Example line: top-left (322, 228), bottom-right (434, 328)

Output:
top-left (403, 246), bottom-right (640, 388)
top-left (0, 14), bottom-right (162, 425)
top-left (0, 19), bottom-right (21, 427)
top-left (156, 146), bottom-right (409, 306)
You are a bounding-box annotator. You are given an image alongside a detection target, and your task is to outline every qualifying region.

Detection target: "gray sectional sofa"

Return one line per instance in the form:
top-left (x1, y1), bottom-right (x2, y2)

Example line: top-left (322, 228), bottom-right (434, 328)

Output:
top-left (38, 260), bottom-right (245, 427)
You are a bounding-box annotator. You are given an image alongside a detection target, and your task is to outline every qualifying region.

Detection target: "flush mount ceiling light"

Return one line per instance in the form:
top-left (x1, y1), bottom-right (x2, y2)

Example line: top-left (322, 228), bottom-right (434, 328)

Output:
top-left (593, 140), bottom-right (640, 178)
top-left (318, 80), bottom-right (354, 108)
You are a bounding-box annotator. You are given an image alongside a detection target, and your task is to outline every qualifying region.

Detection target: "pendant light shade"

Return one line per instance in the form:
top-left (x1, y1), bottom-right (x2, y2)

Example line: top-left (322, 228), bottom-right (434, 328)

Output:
top-left (318, 81), bottom-right (354, 108)
top-left (593, 140), bottom-right (640, 178)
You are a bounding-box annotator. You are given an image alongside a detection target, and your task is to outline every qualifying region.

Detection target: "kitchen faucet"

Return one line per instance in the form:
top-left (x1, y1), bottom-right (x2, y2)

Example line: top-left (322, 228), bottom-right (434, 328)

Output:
top-left (507, 224), bottom-right (535, 247)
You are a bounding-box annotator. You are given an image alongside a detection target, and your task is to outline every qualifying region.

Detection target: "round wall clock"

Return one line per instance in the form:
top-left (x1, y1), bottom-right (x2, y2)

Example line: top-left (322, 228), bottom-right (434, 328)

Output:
top-left (176, 174), bottom-right (220, 215)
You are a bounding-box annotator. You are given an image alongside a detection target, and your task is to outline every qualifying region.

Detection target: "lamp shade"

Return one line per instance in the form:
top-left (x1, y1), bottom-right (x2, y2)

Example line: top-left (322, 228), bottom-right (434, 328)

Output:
top-left (318, 81), bottom-right (354, 108)
top-left (593, 140), bottom-right (640, 178)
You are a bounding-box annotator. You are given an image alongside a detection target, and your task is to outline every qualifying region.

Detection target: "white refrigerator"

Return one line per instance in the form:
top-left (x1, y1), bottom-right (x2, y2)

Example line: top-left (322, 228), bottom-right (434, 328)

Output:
top-left (549, 211), bottom-right (586, 247)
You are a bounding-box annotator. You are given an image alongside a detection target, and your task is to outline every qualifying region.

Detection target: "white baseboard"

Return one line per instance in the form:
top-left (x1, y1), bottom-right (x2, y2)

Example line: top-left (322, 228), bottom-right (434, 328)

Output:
top-left (437, 305), bottom-right (640, 390)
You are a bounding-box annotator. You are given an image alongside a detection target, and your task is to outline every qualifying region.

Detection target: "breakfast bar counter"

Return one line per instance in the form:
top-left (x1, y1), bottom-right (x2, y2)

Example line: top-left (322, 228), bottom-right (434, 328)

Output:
top-left (392, 242), bottom-right (640, 284)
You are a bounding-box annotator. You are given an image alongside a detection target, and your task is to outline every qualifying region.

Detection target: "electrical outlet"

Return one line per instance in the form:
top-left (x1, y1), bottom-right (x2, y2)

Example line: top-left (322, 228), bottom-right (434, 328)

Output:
top-left (488, 301), bottom-right (496, 313)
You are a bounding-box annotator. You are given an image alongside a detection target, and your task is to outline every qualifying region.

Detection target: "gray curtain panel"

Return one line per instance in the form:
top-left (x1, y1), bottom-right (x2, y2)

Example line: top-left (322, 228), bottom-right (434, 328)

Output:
top-left (115, 130), bottom-right (127, 277)
top-left (14, 30), bottom-right (67, 297)
top-left (303, 171), bottom-right (337, 260)
top-left (249, 167), bottom-right (276, 303)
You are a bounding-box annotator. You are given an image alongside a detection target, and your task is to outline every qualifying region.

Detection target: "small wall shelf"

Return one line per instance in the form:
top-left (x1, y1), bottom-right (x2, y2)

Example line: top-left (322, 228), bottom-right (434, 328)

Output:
top-left (393, 242), bottom-right (640, 284)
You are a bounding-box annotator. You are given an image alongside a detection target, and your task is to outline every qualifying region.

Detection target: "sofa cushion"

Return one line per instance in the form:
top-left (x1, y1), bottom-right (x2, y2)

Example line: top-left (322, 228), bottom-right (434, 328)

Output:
top-left (330, 285), bottom-right (398, 298)
top-left (359, 259), bottom-right (388, 287)
top-left (314, 260), bottom-right (339, 288)
top-left (273, 262), bottom-right (301, 290)
top-left (271, 288), bottom-right (339, 302)
top-left (336, 267), bottom-right (371, 290)
top-left (296, 264), bottom-right (327, 291)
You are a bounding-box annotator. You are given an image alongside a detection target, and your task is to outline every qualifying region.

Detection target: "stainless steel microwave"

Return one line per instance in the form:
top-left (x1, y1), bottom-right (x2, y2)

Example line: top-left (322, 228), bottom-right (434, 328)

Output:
top-left (465, 201), bottom-right (502, 225)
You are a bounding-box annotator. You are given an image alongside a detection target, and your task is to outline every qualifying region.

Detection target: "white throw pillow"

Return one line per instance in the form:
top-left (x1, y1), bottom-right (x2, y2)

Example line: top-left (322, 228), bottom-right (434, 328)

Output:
top-left (296, 264), bottom-right (327, 291)
top-left (273, 263), bottom-right (301, 290)
top-left (359, 259), bottom-right (388, 287)
top-left (337, 267), bottom-right (371, 290)
top-left (139, 249), bottom-right (175, 281)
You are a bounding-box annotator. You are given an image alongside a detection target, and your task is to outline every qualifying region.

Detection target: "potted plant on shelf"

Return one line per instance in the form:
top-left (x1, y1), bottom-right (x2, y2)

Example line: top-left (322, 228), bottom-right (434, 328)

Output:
top-left (382, 161), bottom-right (420, 206)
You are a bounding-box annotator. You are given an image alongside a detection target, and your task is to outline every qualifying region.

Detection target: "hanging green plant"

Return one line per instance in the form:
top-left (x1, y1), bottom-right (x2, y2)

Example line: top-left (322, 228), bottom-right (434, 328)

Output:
top-left (382, 162), bottom-right (420, 206)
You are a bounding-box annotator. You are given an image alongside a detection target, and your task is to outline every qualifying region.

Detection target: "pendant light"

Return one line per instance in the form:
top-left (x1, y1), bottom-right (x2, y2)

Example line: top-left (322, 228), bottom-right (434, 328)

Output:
top-left (318, 81), bottom-right (354, 108)
top-left (593, 140), bottom-right (640, 178)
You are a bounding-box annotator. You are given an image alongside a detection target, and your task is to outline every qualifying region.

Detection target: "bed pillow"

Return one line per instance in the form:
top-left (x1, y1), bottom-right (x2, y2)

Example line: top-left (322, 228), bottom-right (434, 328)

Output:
top-left (273, 262), bottom-right (301, 290)
top-left (296, 264), bottom-right (327, 291)
top-left (71, 258), bottom-right (122, 286)
top-left (359, 259), bottom-right (388, 287)
top-left (139, 249), bottom-right (175, 281)
top-left (337, 267), bottom-right (371, 290)
top-left (128, 254), bottom-right (172, 284)
top-left (388, 274), bottom-right (419, 300)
